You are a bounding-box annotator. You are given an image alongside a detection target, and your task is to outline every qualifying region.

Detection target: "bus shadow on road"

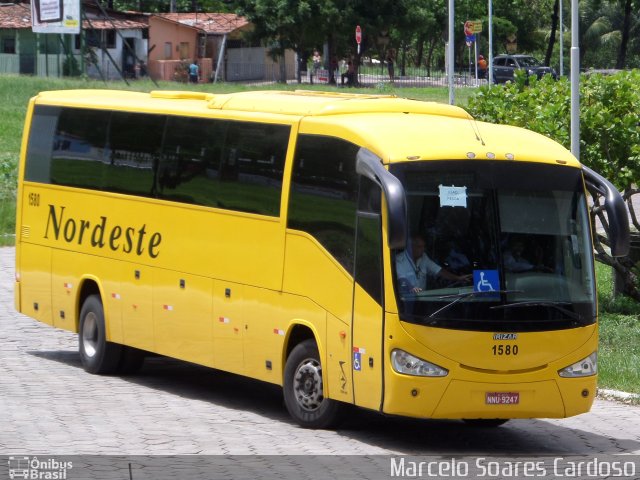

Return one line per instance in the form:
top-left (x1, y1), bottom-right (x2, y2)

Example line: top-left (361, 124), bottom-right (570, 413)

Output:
top-left (28, 349), bottom-right (640, 456)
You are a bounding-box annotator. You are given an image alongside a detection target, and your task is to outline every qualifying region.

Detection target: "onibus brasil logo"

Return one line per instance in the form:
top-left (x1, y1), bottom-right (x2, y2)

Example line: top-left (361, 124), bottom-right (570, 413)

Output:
top-left (8, 457), bottom-right (73, 479)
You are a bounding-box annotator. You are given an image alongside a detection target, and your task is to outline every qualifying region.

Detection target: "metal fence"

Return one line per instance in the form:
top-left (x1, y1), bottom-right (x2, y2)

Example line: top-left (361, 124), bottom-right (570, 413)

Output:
top-left (0, 54), bottom-right (487, 88)
top-left (222, 61), bottom-right (489, 88)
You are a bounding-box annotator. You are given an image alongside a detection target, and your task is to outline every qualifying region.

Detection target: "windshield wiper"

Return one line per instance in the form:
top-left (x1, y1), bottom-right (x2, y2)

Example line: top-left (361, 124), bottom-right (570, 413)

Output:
top-left (429, 289), bottom-right (523, 318)
top-left (490, 301), bottom-right (586, 323)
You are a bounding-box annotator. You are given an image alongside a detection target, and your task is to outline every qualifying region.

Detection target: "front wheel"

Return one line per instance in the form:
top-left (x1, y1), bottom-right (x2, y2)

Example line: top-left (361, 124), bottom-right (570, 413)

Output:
top-left (79, 294), bottom-right (122, 374)
top-left (283, 339), bottom-right (342, 429)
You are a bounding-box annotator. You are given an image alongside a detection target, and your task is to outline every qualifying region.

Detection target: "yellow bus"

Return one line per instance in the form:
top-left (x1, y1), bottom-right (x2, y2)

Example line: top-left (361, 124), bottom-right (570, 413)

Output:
top-left (15, 89), bottom-right (629, 428)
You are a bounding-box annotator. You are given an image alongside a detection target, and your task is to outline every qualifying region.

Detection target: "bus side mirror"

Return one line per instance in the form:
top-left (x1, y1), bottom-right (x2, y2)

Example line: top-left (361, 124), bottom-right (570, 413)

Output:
top-left (356, 148), bottom-right (407, 250)
top-left (582, 165), bottom-right (630, 257)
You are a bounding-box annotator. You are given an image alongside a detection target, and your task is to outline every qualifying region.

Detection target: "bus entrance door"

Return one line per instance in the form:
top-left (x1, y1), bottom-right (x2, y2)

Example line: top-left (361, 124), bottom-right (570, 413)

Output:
top-left (350, 193), bottom-right (384, 411)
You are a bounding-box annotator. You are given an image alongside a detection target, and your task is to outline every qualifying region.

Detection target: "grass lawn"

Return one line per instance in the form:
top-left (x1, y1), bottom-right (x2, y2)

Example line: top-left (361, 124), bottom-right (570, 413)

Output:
top-left (1, 74), bottom-right (637, 397)
top-left (596, 262), bottom-right (640, 397)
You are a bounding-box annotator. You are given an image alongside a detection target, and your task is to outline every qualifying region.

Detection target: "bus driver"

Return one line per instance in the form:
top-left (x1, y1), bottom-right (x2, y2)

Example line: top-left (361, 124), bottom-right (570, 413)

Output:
top-left (396, 234), bottom-right (472, 293)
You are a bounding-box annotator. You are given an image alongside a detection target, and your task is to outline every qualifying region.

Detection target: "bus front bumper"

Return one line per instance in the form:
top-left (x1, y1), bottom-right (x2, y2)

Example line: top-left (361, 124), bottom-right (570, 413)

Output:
top-left (383, 375), bottom-right (597, 420)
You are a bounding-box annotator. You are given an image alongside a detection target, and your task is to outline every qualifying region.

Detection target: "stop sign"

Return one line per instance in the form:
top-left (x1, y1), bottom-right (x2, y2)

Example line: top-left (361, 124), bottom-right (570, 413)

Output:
top-left (355, 25), bottom-right (362, 44)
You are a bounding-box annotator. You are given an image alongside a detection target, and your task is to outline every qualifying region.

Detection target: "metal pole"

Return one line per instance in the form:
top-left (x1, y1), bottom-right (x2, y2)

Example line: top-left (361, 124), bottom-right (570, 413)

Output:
top-left (559, 0), bottom-right (564, 76)
top-left (448, 0), bottom-right (455, 104)
top-left (474, 40), bottom-right (478, 86)
top-left (570, 0), bottom-right (580, 159)
top-left (488, 0), bottom-right (494, 84)
top-left (214, 34), bottom-right (227, 83)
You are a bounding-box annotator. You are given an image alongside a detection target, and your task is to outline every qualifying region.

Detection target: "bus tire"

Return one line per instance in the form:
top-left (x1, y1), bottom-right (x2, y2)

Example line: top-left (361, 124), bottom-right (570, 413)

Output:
top-left (283, 339), bottom-right (342, 429)
top-left (79, 294), bottom-right (122, 374)
top-left (463, 419), bottom-right (509, 427)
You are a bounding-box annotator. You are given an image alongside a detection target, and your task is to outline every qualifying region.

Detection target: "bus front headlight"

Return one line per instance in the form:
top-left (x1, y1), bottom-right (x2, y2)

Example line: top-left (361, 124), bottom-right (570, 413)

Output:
top-left (558, 352), bottom-right (597, 377)
top-left (391, 349), bottom-right (448, 377)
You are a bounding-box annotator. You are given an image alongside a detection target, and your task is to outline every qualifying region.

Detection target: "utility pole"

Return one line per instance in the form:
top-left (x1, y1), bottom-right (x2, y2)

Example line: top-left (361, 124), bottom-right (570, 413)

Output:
top-left (447, 0), bottom-right (454, 104)
top-left (570, 0), bottom-right (579, 159)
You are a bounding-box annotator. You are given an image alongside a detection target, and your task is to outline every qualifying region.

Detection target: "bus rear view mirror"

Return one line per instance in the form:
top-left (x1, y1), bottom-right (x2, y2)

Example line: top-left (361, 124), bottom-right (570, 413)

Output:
top-left (582, 165), bottom-right (630, 257)
top-left (356, 148), bottom-right (407, 250)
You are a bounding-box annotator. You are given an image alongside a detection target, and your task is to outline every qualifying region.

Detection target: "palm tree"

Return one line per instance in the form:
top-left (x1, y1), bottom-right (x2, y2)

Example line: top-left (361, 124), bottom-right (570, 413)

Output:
top-left (579, 0), bottom-right (621, 66)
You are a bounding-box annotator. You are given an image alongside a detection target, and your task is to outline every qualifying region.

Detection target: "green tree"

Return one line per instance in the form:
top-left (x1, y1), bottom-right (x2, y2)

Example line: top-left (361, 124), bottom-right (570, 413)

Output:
top-left (106, 1), bottom-right (232, 12)
top-left (233, 0), bottom-right (338, 82)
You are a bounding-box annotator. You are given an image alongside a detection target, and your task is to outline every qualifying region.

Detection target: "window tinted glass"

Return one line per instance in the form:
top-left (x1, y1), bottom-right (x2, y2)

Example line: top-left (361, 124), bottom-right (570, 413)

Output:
top-left (159, 115), bottom-right (225, 207)
top-left (355, 177), bottom-right (383, 304)
top-left (107, 111), bottom-right (163, 196)
top-left (390, 161), bottom-right (596, 332)
top-left (52, 108), bottom-right (110, 189)
top-left (218, 121), bottom-right (289, 216)
top-left (288, 134), bottom-right (359, 272)
top-left (25, 106), bottom-right (59, 183)
top-left (28, 106), bottom-right (290, 217)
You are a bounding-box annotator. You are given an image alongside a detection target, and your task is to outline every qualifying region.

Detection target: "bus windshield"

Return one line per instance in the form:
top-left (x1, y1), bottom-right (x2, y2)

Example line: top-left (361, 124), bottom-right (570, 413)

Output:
top-left (390, 160), bottom-right (596, 332)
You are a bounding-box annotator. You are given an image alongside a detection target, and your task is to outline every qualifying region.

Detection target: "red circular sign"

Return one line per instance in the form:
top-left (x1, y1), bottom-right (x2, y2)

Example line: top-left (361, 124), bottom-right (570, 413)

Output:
top-left (355, 25), bottom-right (362, 44)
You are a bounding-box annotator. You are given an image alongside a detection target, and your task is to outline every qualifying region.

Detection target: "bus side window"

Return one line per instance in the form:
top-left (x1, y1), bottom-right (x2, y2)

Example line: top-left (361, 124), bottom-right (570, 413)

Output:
top-left (215, 121), bottom-right (290, 217)
top-left (159, 116), bottom-right (225, 206)
top-left (288, 134), bottom-right (360, 273)
top-left (51, 108), bottom-right (111, 189)
top-left (107, 111), bottom-right (165, 197)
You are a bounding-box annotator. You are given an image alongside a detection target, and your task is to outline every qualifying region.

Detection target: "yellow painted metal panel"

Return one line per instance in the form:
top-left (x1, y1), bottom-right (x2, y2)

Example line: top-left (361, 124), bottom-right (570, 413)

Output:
top-left (212, 281), bottom-right (245, 375)
top-left (121, 264), bottom-right (154, 352)
top-left (351, 284), bottom-right (384, 410)
top-left (153, 269), bottom-right (214, 367)
top-left (299, 114), bottom-right (579, 167)
top-left (557, 376), bottom-right (597, 417)
top-left (282, 231), bottom-right (353, 323)
top-left (400, 322), bottom-right (596, 372)
top-left (18, 242), bottom-right (52, 326)
top-left (433, 379), bottom-right (565, 418)
top-left (19, 183), bottom-right (285, 291)
top-left (50, 250), bottom-right (83, 332)
top-left (325, 312), bottom-right (352, 403)
top-left (243, 286), bottom-right (288, 384)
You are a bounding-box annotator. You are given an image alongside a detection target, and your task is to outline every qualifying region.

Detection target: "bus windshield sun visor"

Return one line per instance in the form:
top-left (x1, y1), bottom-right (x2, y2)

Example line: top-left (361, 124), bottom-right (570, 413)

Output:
top-left (582, 165), bottom-right (630, 257)
top-left (356, 148), bottom-right (407, 250)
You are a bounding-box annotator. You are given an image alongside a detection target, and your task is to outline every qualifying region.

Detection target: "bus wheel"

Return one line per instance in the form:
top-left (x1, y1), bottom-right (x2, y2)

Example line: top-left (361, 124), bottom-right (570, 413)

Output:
top-left (79, 294), bottom-right (122, 374)
top-left (284, 339), bottom-right (342, 429)
top-left (463, 419), bottom-right (509, 427)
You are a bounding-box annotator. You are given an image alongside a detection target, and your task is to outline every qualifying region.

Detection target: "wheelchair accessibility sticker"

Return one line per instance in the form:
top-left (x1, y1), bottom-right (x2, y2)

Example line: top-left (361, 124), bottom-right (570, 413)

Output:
top-left (353, 346), bottom-right (365, 371)
top-left (473, 270), bottom-right (500, 294)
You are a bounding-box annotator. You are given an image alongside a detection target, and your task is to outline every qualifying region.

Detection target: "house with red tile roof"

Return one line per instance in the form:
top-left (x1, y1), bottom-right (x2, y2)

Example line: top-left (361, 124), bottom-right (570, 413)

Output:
top-left (150, 12), bottom-right (295, 82)
top-left (1, 2), bottom-right (295, 83)
top-left (0, 1), bottom-right (147, 79)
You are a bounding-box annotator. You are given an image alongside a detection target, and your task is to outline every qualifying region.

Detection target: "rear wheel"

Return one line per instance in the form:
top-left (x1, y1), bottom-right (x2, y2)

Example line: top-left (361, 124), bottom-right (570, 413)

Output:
top-left (79, 294), bottom-right (122, 374)
top-left (283, 339), bottom-right (342, 429)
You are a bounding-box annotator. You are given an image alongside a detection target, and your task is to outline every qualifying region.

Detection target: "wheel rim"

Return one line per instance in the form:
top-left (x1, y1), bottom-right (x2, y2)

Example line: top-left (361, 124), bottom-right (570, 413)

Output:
top-left (82, 312), bottom-right (99, 358)
top-left (293, 357), bottom-right (324, 412)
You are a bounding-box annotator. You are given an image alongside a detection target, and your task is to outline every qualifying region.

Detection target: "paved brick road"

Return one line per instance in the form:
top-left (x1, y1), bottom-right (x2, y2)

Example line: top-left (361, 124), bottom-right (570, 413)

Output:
top-left (1, 247), bottom-right (639, 457)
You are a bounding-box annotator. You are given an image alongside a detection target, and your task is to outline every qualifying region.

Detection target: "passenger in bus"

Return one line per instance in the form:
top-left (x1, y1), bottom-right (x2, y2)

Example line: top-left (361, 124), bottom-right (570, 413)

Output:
top-left (503, 239), bottom-right (533, 272)
top-left (396, 234), bottom-right (472, 293)
top-left (503, 238), bottom-right (553, 273)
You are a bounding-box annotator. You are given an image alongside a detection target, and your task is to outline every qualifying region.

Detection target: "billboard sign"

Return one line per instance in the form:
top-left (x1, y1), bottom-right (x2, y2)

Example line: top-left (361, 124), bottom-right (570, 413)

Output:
top-left (31, 0), bottom-right (81, 34)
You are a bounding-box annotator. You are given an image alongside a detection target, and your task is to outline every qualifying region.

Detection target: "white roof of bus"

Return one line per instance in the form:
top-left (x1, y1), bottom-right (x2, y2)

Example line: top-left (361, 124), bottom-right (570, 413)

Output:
top-left (33, 89), bottom-right (579, 167)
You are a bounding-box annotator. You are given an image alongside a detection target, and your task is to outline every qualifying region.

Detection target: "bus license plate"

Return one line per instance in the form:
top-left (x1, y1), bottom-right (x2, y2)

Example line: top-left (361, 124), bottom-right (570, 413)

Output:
top-left (485, 392), bottom-right (519, 405)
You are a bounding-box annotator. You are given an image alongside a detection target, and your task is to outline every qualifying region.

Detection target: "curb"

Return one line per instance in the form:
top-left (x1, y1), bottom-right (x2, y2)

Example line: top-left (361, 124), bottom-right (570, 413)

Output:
top-left (597, 388), bottom-right (640, 405)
